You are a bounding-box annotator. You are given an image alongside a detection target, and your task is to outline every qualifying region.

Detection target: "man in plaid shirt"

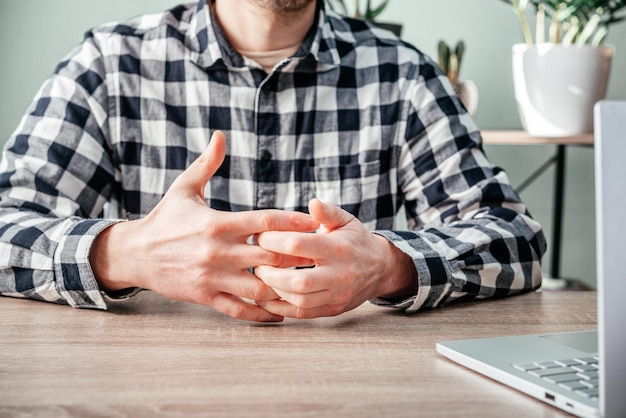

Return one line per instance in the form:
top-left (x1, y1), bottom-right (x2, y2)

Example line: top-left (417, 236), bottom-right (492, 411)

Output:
top-left (0, 0), bottom-right (546, 322)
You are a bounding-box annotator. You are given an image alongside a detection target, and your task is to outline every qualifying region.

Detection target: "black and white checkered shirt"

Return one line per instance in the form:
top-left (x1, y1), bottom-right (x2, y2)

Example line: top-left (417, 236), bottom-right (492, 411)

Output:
top-left (0, 0), bottom-right (546, 312)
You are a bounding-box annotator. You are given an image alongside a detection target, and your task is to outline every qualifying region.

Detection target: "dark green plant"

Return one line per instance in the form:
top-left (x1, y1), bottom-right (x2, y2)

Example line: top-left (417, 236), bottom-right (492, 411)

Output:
top-left (326, 0), bottom-right (349, 15)
top-left (497, 0), bottom-right (626, 45)
top-left (325, 0), bottom-right (390, 20)
top-left (437, 40), bottom-right (465, 83)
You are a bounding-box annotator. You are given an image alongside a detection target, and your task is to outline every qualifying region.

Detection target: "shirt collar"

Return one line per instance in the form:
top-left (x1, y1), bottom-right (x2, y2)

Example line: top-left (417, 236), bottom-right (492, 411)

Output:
top-left (188, 0), bottom-right (341, 69)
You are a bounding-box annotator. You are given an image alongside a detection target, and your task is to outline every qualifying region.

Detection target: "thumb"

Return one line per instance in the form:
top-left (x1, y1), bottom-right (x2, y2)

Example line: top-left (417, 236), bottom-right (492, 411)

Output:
top-left (308, 198), bottom-right (354, 232)
top-left (174, 130), bottom-right (226, 199)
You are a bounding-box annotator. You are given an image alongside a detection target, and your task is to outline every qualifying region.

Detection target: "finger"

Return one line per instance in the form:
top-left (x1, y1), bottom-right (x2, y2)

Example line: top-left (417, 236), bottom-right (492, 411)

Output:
top-left (254, 265), bottom-right (329, 294)
top-left (255, 230), bottom-right (324, 260)
top-left (265, 286), bottom-right (331, 309)
top-left (309, 198), bottom-right (354, 232)
top-left (208, 293), bottom-right (284, 323)
top-left (228, 243), bottom-right (314, 270)
top-left (256, 299), bottom-right (337, 319)
top-left (270, 254), bottom-right (315, 269)
top-left (228, 209), bottom-right (319, 236)
top-left (173, 130), bottom-right (226, 198)
top-left (216, 268), bottom-right (281, 301)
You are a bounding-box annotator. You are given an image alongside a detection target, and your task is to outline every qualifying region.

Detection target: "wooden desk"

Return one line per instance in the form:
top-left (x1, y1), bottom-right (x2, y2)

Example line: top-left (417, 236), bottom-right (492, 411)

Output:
top-left (482, 130), bottom-right (594, 280)
top-left (0, 291), bottom-right (596, 417)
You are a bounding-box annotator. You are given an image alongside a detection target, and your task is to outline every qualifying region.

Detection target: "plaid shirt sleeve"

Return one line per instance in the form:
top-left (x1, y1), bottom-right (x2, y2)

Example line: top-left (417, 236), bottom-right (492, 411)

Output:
top-left (370, 57), bottom-right (546, 311)
top-left (371, 96), bottom-right (546, 310)
top-left (0, 31), bottom-right (125, 309)
top-left (0, 1), bottom-right (546, 312)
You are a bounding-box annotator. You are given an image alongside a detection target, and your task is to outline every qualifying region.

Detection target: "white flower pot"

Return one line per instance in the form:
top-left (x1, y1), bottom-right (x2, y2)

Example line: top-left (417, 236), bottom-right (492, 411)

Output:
top-left (512, 44), bottom-right (613, 136)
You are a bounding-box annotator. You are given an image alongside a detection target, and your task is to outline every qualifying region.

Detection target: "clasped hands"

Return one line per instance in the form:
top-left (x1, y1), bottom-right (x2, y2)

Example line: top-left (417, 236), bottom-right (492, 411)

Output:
top-left (91, 131), bottom-right (416, 322)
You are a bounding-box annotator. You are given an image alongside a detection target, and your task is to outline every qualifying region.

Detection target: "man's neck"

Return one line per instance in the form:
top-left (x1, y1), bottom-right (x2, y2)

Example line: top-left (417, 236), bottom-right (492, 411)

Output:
top-left (213, 0), bottom-right (317, 54)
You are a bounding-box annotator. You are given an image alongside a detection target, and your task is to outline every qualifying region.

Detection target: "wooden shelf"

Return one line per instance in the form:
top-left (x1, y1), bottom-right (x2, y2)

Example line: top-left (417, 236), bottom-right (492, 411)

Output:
top-left (481, 130), bottom-right (594, 146)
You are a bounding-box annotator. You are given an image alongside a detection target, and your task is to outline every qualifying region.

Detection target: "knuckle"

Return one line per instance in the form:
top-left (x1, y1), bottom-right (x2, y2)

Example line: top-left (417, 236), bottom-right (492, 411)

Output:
top-left (294, 306), bottom-right (310, 320)
top-left (293, 275), bottom-right (310, 293)
top-left (265, 251), bottom-right (283, 267)
top-left (201, 217), bottom-right (223, 237)
top-left (203, 248), bottom-right (219, 265)
top-left (223, 303), bottom-right (247, 320)
top-left (197, 290), bottom-right (218, 308)
top-left (290, 294), bottom-right (308, 308)
top-left (282, 235), bottom-right (302, 254)
top-left (247, 283), bottom-right (267, 302)
top-left (259, 212), bottom-right (276, 231)
top-left (197, 243), bottom-right (222, 266)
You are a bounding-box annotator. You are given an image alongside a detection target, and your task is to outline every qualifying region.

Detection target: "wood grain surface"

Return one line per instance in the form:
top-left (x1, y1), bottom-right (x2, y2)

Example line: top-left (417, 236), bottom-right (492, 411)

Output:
top-left (0, 290), bottom-right (596, 417)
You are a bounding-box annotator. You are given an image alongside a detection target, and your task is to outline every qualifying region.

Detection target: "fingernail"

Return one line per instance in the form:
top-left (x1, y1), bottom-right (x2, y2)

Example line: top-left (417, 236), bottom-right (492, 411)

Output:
top-left (256, 300), bottom-right (267, 308)
top-left (270, 315), bottom-right (284, 322)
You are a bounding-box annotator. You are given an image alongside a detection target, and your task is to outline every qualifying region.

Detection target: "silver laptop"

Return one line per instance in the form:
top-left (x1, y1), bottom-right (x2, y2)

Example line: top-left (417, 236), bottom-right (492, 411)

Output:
top-left (436, 101), bottom-right (626, 418)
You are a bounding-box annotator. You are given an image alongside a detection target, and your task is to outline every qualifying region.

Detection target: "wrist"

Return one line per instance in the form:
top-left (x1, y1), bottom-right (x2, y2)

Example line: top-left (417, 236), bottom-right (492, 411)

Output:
top-left (374, 234), bottom-right (418, 300)
top-left (89, 221), bottom-right (136, 292)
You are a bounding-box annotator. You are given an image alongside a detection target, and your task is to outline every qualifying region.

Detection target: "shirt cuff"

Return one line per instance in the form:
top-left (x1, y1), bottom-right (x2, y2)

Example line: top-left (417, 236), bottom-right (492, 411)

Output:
top-left (372, 230), bottom-right (454, 313)
top-left (53, 218), bottom-right (124, 310)
top-left (102, 287), bottom-right (143, 300)
top-left (370, 295), bottom-right (418, 310)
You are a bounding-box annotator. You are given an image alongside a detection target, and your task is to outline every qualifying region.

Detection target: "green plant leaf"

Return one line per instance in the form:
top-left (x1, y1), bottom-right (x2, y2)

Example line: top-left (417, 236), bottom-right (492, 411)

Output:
top-left (498, 0), bottom-right (626, 45)
top-left (365, 0), bottom-right (390, 20)
top-left (437, 41), bottom-right (450, 74)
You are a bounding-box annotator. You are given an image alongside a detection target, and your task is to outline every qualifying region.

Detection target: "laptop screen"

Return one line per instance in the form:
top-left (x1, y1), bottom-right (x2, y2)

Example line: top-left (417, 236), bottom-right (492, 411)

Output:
top-left (593, 100), bottom-right (626, 418)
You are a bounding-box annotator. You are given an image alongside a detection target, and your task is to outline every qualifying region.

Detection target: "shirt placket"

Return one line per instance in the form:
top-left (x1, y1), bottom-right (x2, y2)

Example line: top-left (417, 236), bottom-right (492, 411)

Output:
top-left (254, 74), bottom-right (280, 209)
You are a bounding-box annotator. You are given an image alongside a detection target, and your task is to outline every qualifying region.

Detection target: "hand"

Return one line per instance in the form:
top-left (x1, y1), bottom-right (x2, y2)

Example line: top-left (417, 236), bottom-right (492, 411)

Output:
top-left (253, 199), bottom-right (417, 319)
top-left (90, 131), bottom-right (319, 322)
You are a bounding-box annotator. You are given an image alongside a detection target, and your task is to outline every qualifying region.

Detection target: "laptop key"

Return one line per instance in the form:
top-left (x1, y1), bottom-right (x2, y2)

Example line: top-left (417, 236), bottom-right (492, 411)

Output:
top-left (575, 357), bottom-right (599, 365)
top-left (559, 381), bottom-right (588, 391)
top-left (543, 373), bottom-right (581, 384)
top-left (513, 363), bottom-right (542, 372)
top-left (571, 364), bottom-right (598, 373)
top-left (579, 378), bottom-right (599, 389)
top-left (575, 387), bottom-right (600, 399)
top-left (555, 358), bottom-right (581, 367)
top-left (535, 361), bottom-right (562, 369)
top-left (529, 367), bottom-right (574, 377)
top-left (577, 370), bottom-right (599, 380)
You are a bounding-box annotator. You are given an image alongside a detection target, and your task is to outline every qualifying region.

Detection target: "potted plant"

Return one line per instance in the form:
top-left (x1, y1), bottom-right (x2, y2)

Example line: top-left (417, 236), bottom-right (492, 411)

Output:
top-left (498, 0), bottom-right (626, 136)
top-left (437, 40), bottom-right (479, 117)
top-left (325, 0), bottom-right (403, 36)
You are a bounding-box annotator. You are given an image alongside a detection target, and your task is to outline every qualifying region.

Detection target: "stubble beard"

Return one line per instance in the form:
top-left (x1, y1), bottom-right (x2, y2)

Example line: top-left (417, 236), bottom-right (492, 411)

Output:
top-left (251, 0), bottom-right (316, 15)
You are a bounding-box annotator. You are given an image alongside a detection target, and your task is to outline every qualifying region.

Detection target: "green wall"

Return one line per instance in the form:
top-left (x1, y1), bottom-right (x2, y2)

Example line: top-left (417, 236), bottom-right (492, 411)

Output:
top-left (2, 0), bottom-right (625, 287)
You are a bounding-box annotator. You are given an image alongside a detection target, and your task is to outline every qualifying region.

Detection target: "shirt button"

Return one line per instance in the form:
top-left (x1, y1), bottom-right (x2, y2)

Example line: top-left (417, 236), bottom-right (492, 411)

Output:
top-left (261, 150), bottom-right (272, 161)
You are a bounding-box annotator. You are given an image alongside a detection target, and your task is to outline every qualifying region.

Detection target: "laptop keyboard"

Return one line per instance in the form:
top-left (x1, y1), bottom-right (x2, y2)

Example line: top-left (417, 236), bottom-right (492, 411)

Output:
top-left (513, 355), bottom-right (600, 400)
